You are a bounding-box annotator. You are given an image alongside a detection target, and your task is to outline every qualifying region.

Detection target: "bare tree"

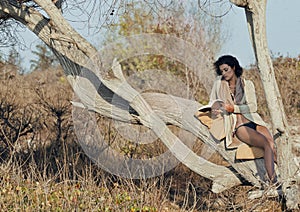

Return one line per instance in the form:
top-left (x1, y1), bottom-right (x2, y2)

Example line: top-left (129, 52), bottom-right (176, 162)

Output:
top-left (0, 0), bottom-right (299, 209)
top-left (229, 0), bottom-right (299, 209)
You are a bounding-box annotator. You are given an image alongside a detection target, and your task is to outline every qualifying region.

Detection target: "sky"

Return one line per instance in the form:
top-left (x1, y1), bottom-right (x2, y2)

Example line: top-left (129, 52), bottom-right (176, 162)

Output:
top-left (219, 0), bottom-right (300, 68)
top-left (2, 0), bottom-right (300, 70)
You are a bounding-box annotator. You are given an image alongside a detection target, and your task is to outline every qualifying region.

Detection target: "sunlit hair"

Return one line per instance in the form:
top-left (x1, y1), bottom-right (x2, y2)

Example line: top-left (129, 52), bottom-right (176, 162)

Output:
top-left (214, 55), bottom-right (243, 77)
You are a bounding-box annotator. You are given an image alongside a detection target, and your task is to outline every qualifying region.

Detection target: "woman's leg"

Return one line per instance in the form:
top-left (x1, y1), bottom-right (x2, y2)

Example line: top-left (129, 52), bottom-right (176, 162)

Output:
top-left (256, 125), bottom-right (277, 163)
top-left (235, 126), bottom-right (276, 182)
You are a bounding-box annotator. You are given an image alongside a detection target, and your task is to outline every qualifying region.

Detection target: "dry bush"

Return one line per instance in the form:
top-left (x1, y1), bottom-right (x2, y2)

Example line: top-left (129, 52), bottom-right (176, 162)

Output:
top-left (0, 70), bottom-right (42, 159)
top-left (244, 55), bottom-right (300, 124)
top-left (272, 56), bottom-right (300, 119)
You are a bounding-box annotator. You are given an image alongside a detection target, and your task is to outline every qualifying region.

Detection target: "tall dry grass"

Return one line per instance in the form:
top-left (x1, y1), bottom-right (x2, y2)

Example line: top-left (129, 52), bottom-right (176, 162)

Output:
top-left (0, 55), bottom-right (299, 211)
top-left (244, 55), bottom-right (300, 123)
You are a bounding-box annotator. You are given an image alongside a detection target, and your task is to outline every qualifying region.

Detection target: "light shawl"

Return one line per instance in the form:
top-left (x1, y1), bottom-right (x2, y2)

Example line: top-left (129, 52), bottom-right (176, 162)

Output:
top-left (209, 76), bottom-right (267, 148)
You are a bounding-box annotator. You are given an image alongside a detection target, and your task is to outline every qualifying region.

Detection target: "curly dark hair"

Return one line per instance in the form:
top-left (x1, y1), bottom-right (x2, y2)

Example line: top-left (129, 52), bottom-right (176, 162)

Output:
top-left (214, 55), bottom-right (243, 77)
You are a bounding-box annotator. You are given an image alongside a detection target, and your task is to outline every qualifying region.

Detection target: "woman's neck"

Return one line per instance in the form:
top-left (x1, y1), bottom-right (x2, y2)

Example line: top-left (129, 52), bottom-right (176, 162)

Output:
top-left (228, 76), bottom-right (237, 87)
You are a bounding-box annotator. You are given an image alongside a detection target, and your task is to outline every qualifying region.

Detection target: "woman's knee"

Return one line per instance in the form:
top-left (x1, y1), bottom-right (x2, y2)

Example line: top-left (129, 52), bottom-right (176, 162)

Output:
top-left (262, 140), bottom-right (273, 152)
top-left (257, 126), bottom-right (273, 142)
top-left (263, 134), bottom-right (275, 150)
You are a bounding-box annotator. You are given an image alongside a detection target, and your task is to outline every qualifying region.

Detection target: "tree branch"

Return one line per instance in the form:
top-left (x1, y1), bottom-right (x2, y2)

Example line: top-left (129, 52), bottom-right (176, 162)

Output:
top-left (230, 0), bottom-right (248, 8)
top-left (33, 0), bottom-right (96, 58)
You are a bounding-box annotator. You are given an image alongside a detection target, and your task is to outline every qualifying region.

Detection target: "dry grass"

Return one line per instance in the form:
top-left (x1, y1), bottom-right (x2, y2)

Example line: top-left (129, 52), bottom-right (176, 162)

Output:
top-left (244, 55), bottom-right (300, 123)
top-left (0, 55), bottom-right (299, 211)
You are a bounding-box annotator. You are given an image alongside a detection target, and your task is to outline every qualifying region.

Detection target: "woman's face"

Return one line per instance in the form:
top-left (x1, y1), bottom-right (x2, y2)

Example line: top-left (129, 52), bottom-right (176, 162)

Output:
top-left (219, 64), bottom-right (236, 81)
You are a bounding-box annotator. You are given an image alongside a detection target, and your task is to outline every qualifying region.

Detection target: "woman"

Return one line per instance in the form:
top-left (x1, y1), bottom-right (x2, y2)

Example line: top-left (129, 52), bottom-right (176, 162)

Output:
top-left (210, 55), bottom-right (277, 183)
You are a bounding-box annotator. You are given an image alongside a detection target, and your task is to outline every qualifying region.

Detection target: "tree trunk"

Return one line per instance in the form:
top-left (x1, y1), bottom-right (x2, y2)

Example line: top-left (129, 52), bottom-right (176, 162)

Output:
top-left (231, 0), bottom-right (300, 209)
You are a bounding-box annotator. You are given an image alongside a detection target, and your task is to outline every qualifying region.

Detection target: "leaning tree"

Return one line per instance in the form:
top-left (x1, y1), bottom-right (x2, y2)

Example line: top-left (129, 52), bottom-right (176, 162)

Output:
top-left (0, 0), bottom-right (299, 209)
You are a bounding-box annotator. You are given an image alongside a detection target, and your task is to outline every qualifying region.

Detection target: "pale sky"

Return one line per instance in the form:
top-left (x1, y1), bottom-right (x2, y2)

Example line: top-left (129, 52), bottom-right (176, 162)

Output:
top-left (220, 0), bottom-right (300, 68)
top-left (2, 0), bottom-right (300, 71)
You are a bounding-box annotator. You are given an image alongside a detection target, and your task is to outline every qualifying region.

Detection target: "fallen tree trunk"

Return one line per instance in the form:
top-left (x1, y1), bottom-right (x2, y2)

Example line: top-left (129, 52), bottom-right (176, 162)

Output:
top-left (66, 58), bottom-right (271, 192)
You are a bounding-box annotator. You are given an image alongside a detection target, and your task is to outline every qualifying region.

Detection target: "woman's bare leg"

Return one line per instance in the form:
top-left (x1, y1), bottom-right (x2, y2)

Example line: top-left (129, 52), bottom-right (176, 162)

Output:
top-left (256, 125), bottom-right (277, 163)
top-left (235, 126), bottom-right (276, 182)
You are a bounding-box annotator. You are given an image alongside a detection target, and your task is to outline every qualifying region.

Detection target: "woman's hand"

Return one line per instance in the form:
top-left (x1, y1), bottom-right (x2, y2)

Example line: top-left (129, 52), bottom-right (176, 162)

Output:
top-left (212, 108), bottom-right (222, 116)
top-left (224, 103), bottom-right (234, 113)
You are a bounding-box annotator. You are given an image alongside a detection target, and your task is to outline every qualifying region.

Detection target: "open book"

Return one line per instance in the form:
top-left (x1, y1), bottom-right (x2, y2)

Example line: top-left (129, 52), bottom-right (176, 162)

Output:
top-left (194, 99), bottom-right (225, 140)
top-left (197, 99), bottom-right (225, 113)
